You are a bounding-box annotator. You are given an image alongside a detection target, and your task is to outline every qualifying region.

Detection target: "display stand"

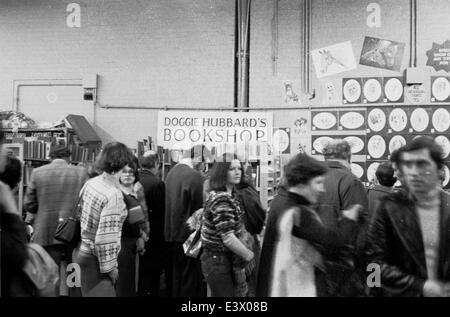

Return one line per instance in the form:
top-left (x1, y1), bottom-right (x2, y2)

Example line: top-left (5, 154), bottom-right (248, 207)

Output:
top-left (3, 143), bottom-right (24, 214)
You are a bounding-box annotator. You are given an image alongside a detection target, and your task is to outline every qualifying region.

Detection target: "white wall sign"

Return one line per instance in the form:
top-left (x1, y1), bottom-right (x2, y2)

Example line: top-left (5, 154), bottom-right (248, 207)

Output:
top-left (157, 111), bottom-right (273, 150)
top-left (406, 84), bottom-right (426, 104)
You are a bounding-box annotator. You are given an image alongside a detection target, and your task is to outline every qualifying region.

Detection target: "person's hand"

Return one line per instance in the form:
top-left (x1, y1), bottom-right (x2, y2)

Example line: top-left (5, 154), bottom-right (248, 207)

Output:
top-left (342, 204), bottom-right (362, 222)
top-left (26, 225), bottom-right (34, 241)
top-left (108, 268), bottom-right (119, 284)
top-left (244, 250), bottom-right (254, 262)
top-left (136, 237), bottom-right (146, 256)
top-left (423, 280), bottom-right (445, 297)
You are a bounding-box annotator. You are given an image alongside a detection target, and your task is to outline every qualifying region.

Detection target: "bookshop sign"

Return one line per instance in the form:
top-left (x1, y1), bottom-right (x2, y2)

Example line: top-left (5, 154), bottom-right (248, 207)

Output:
top-left (157, 110), bottom-right (273, 149)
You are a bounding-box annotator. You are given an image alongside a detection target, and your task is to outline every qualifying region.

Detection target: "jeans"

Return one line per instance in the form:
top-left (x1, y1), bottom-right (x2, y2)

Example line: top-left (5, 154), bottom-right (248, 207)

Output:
top-left (201, 250), bottom-right (235, 297)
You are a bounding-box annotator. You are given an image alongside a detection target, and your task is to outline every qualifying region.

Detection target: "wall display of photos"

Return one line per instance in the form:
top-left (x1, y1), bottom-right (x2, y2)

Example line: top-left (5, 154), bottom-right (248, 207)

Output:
top-left (431, 76), bottom-right (450, 102)
top-left (310, 106), bottom-right (450, 188)
top-left (343, 77), bottom-right (405, 104)
top-left (311, 108), bottom-right (368, 181)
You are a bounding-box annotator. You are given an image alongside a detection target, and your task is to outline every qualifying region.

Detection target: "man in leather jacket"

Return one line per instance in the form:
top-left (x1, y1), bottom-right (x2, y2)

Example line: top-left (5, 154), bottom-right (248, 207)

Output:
top-left (366, 137), bottom-right (450, 297)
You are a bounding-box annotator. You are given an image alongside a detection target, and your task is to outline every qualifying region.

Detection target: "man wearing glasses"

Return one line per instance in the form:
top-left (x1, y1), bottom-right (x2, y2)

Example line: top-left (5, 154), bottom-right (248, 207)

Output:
top-left (366, 137), bottom-right (450, 297)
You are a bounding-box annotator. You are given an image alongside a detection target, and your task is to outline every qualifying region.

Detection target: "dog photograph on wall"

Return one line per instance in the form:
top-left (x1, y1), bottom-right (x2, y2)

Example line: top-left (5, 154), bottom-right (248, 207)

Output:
top-left (359, 36), bottom-right (405, 72)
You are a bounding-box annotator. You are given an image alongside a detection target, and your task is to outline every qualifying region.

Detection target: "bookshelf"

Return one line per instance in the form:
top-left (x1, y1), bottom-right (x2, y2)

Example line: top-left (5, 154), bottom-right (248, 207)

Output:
top-left (3, 143), bottom-right (24, 214)
top-left (2, 116), bottom-right (102, 213)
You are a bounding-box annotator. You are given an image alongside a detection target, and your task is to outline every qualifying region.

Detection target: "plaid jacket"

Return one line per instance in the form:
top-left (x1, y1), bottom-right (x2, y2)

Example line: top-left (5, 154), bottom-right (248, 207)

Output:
top-left (23, 159), bottom-right (88, 246)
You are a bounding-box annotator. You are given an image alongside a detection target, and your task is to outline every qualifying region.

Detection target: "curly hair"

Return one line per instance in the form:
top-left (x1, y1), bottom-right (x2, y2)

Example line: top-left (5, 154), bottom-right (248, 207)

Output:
top-left (96, 142), bottom-right (134, 174)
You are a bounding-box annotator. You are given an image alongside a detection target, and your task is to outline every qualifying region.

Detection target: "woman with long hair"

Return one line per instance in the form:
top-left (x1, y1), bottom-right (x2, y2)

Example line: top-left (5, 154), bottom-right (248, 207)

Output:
top-left (200, 153), bottom-right (255, 297)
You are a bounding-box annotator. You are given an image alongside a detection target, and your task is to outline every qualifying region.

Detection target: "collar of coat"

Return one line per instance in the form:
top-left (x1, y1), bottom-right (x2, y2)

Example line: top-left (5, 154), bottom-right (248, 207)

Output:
top-left (383, 188), bottom-right (450, 279)
top-left (277, 186), bottom-right (311, 206)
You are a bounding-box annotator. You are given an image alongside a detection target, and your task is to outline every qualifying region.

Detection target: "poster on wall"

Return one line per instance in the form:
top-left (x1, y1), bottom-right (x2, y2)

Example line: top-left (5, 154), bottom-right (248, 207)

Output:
top-left (282, 81), bottom-right (301, 106)
top-left (367, 108), bottom-right (388, 133)
top-left (311, 111), bottom-right (338, 130)
top-left (272, 128), bottom-right (291, 154)
top-left (339, 110), bottom-right (366, 130)
top-left (431, 77), bottom-right (450, 102)
top-left (342, 78), bottom-right (363, 104)
top-left (362, 78), bottom-right (383, 103)
top-left (409, 108), bottom-right (431, 133)
top-left (323, 82), bottom-right (340, 106)
top-left (406, 84), bottom-right (427, 104)
top-left (383, 77), bottom-right (404, 103)
top-left (311, 41), bottom-right (357, 78)
top-left (359, 36), bottom-right (405, 72)
top-left (432, 108), bottom-right (450, 132)
top-left (291, 112), bottom-right (311, 155)
top-left (426, 40), bottom-right (450, 72)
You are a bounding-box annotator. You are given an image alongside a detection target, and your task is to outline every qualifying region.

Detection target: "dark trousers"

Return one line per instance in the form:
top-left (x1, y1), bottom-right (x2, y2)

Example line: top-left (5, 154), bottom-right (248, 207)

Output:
top-left (44, 244), bottom-right (81, 297)
top-left (116, 236), bottom-right (137, 297)
top-left (200, 250), bottom-right (235, 297)
top-left (138, 240), bottom-right (172, 297)
top-left (74, 249), bottom-right (116, 297)
top-left (169, 242), bottom-right (205, 297)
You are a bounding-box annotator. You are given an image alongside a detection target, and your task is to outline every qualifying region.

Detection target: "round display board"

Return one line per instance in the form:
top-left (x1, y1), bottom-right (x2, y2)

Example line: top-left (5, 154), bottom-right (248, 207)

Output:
top-left (368, 135), bottom-right (386, 159)
top-left (343, 79), bottom-right (362, 103)
top-left (368, 108), bottom-right (386, 132)
top-left (363, 79), bottom-right (382, 102)
top-left (389, 108), bottom-right (408, 132)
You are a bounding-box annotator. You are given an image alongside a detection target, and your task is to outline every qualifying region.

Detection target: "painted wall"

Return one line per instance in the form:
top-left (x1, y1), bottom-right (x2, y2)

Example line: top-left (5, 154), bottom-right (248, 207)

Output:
top-left (250, 0), bottom-right (450, 111)
top-left (2, 0), bottom-right (450, 149)
top-left (0, 0), bottom-right (235, 147)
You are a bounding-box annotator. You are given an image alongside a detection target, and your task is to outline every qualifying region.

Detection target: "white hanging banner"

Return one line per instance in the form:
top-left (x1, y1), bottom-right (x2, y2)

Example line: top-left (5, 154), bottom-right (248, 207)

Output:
top-left (157, 110), bottom-right (273, 151)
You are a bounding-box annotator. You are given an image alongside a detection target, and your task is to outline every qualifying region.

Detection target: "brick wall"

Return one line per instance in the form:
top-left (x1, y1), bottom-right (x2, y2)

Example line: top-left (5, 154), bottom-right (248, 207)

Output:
top-left (0, 0), bottom-right (234, 147)
top-left (1, 0), bottom-right (450, 148)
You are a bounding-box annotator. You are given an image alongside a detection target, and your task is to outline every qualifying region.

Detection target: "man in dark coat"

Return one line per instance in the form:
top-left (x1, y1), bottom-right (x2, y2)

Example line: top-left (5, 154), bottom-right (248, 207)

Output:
top-left (315, 139), bottom-right (368, 296)
top-left (256, 154), bottom-right (360, 297)
top-left (164, 146), bottom-right (205, 297)
top-left (0, 130), bottom-right (35, 297)
top-left (137, 151), bottom-right (170, 297)
top-left (366, 162), bottom-right (397, 218)
top-left (366, 137), bottom-right (450, 297)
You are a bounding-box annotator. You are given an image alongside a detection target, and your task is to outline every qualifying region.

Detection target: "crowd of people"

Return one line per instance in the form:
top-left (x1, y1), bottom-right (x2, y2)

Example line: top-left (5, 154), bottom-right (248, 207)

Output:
top-left (1, 129), bottom-right (449, 297)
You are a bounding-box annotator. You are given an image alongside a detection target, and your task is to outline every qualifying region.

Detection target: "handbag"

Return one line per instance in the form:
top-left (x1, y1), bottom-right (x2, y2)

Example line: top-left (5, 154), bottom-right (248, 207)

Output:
top-left (123, 193), bottom-right (146, 225)
top-left (183, 225), bottom-right (202, 258)
top-left (54, 188), bottom-right (84, 245)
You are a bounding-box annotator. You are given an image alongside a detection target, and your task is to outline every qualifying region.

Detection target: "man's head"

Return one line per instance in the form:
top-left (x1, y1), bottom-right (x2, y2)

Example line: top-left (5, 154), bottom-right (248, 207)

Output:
top-left (322, 139), bottom-right (352, 164)
top-left (49, 145), bottom-right (71, 160)
top-left (375, 162), bottom-right (397, 187)
top-left (391, 137), bottom-right (444, 195)
top-left (283, 153), bottom-right (329, 204)
top-left (140, 150), bottom-right (160, 172)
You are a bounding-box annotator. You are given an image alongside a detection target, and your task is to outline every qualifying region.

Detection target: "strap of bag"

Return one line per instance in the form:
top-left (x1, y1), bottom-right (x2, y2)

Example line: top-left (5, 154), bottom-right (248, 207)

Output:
top-left (72, 182), bottom-right (88, 219)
